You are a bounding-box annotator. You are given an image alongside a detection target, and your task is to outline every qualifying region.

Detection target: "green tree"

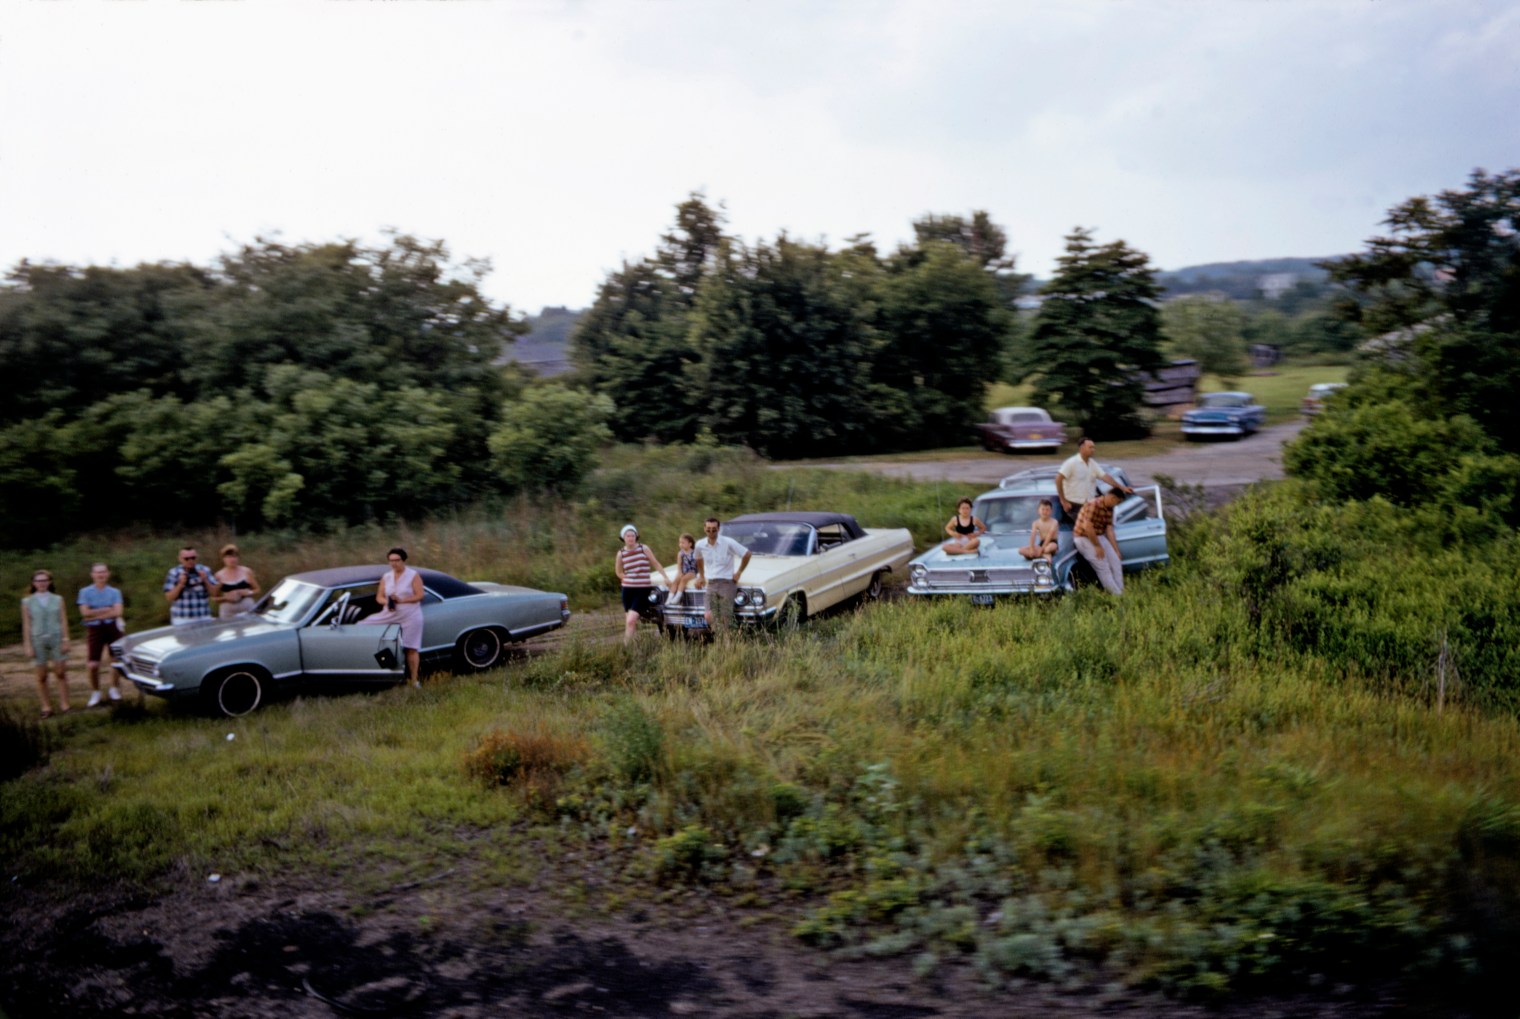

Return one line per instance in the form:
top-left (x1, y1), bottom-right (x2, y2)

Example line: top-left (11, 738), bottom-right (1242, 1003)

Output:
top-left (1026, 228), bottom-right (1165, 438)
top-left (0, 262), bottom-right (212, 426)
top-left (1161, 294), bottom-right (1248, 383)
top-left (1324, 168), bottom-right (1520, 452)
top-left (571, 195), bottom-right (726, 442)
top-left (488, 384), bottom-right (614, 492)
top-left (875, 241), bottom-right (1009, 447)
top-left (694, 236), bottom-right (892, 456)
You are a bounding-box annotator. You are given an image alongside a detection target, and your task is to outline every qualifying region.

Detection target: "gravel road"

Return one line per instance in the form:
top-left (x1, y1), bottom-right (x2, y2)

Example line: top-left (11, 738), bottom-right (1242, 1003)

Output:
top-left (798, 418), bottom-right (1308, 492)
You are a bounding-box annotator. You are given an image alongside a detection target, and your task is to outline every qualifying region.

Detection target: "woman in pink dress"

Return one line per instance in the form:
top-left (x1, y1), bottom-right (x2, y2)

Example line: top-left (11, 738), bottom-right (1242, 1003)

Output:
top-left (361, 547), bottom-right (425, 686)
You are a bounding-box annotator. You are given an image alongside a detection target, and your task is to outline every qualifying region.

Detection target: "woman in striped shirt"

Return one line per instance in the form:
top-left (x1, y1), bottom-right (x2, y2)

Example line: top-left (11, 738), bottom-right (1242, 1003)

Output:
top-left (615, 524), bottom-right (667, 642)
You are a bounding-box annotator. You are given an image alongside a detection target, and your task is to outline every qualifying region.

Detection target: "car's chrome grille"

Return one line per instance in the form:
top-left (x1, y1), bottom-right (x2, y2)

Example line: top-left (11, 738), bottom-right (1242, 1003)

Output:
top-left (923, 566), bottom-right (1033, 588)
top-left (127, 654), bottom-right (161, 678)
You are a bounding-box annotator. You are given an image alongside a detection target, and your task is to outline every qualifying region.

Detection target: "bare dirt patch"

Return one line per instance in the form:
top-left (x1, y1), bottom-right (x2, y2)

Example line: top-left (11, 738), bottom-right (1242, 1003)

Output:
top-left (0, 861), bottom-right (1430, 1019)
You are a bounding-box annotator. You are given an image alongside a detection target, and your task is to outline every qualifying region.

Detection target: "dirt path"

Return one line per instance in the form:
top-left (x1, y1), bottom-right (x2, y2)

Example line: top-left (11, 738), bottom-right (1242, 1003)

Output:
top-left (798, 419), bottom-right (1308, 492)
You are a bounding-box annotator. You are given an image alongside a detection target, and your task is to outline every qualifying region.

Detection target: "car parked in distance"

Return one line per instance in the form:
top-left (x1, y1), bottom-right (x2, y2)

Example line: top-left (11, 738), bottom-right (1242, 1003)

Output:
top-left (1301, 382), bottom-right (1347, 416)
top-left (906, 466), bottom-right (1168, 601)
top-left (1180, 391), bottom-right (1267, 440)
top-left (112, 566), bottom-right (570, 716)
top-left (653, 512), bottom-right (914, 633)
top-left (975, 406), bottom-right (1068, 453)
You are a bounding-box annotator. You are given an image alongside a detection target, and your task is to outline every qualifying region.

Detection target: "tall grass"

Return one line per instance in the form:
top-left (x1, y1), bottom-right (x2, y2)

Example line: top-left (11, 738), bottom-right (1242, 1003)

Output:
top-left (3, 450), bottom-right (1518, 1004)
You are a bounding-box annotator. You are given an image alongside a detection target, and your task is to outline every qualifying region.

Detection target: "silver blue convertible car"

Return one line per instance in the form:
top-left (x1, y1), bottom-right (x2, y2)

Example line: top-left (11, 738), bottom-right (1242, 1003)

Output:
top-left (906, 466), bottom-right (1169, 600)
top-left (112, 566), bottom-right (570, 716)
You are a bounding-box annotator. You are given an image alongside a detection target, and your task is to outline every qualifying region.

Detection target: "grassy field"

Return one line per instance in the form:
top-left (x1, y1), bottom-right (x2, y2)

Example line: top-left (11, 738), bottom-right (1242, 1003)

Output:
top-left (4, 445), bottom-right (1517, 1005)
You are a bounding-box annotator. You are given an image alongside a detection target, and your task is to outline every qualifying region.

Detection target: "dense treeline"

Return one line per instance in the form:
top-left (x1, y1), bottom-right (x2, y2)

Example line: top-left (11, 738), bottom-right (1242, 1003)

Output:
top-left (0, 235), bottom-right (611, 547)
top-left (571, 197), bottom-right (1195, 448)
top-left (571, 199), bottom-right (1026, 454)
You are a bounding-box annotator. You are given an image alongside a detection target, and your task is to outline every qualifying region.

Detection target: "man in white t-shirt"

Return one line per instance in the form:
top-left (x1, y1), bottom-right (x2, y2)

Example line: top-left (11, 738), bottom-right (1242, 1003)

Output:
top-left (695, 517), bottom-right (751, 630)
top-left (1056, 438), bottom-right (1133, 523)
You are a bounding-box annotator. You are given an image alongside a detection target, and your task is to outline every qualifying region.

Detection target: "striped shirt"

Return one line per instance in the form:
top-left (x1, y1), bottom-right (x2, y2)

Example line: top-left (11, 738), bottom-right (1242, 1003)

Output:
top-left (618, 544), bottom-right (654, 587)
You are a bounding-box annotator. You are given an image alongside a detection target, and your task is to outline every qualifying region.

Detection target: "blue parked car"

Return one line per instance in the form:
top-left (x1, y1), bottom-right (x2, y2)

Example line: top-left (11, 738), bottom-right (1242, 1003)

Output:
top-left (905, 466), bottom-right (1169, 601)
top-left (113, 566), bottom-right (570, 716)
top-left (1180, 391), bottom-right (1267, 440)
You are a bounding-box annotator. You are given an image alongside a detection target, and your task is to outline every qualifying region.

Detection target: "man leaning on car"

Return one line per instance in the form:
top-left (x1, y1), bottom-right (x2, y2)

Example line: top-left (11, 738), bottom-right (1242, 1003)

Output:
top-left (696, 517), bottom-right (751, 630)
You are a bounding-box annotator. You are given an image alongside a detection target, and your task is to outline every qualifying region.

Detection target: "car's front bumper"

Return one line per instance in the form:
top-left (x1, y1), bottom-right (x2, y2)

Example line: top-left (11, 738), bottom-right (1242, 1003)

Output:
top-left (906, 582), bottom-right (1059, 598)
top-left (657, 591), bottom-right (777, 627)
top-left (111, 661), bottom-right (178, 696)
top-left (1181, 421), bottom-right (1247, 436)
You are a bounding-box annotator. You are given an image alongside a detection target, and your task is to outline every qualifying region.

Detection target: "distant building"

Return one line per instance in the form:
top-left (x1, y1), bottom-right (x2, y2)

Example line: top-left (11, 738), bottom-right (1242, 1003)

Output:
top-left (1258, 273), bottom-right (1297, 300)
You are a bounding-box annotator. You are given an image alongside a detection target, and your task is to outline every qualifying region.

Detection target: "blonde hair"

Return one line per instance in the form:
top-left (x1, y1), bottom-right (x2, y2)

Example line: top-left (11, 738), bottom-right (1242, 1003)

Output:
top-left (220, 544), bottom-right (240, 557)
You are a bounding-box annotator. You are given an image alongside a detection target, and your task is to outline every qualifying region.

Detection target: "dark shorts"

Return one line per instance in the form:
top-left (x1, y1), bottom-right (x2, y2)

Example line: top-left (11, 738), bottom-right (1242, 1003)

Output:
top-left (86, 622), bottom-right (122, 662)
top-left (622, 586), bottom-right (655, 614)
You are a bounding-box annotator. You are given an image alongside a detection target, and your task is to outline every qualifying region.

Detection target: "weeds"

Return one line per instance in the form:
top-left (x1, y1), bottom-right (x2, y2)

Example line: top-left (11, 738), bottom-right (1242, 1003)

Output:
top-left (3, 451), bottom-right (1519, 1006)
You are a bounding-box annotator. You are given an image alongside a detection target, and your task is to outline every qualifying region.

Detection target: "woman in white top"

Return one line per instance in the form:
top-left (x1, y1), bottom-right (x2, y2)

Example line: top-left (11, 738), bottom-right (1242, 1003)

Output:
top-left (361, 547), bottom-right (425, 686)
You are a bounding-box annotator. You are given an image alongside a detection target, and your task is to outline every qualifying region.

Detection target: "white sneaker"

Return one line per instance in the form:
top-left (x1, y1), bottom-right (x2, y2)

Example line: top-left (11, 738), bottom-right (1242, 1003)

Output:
top-left (108, 687), bottom-right (123, 702)
top-left (86, 691), bottom-right (102, 708)
top-left (666, 592), bottom-right (681, 605)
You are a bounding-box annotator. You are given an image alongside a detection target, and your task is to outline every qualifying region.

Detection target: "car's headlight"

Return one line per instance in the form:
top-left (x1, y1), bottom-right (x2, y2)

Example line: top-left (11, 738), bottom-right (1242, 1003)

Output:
top-left (647, 590), bottom-right (662, 604)
top-left (910, 564), bottom-right (927, 581)
top-left (1032, 559), bottom-right (1052, 577)
top-left (734, 591), bottom-right (748, 606)
top-left (749, 589), bottom-right (766, 607)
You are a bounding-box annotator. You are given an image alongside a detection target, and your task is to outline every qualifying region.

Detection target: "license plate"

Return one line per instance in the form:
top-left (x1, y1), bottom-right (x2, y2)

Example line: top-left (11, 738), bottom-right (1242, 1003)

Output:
top-left (971, 593), bottom-right (996, 606)
top-left (683, 618), bottom-right (708, 630)
top-left (1029, 432), bottom-right (1043, 439)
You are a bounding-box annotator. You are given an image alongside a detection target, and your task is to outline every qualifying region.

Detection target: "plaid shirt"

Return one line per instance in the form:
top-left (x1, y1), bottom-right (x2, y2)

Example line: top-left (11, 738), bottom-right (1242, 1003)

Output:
top-left (1074, 499), bottom-right (1114, 539)
top-left (165, 564), bottom-right (215, 622)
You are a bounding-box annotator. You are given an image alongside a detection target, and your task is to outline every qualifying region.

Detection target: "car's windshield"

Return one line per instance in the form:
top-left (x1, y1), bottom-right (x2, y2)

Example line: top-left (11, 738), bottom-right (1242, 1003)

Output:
top-left (720, 521), bottom-right (815, 556)
top-left (974, 495), bottom-right (1055, 535)
top-left (253, 578), bottom-right (326, 625)
top-left (1199, 394), bottom-right (1250, 409)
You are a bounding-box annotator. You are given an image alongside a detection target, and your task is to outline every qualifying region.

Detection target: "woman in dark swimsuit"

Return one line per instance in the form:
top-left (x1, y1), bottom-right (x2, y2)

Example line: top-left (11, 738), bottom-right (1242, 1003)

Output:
top-left (215, 544), bottom-right (262, 618)
top-left (942, 497), bottom-right (987, 554)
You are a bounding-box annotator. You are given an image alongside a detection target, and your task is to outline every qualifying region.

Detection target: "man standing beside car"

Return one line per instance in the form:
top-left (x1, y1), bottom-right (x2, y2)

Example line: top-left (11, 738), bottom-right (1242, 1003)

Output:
top-left (1056, 438), bottom-right (1133, 524)
top-left (696, 517), bottom-right (751, 631)
top-left (79, 562), bottom-right (126, 706)
top-left (163, 546), bottom-right (220, 625)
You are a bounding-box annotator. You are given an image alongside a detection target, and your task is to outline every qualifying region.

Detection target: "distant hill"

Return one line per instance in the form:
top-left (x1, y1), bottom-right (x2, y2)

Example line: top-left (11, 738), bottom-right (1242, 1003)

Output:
top-left (1156, 256), bottom-right (1342, 301)
top-left (500, 306), bottom-right (582, 376)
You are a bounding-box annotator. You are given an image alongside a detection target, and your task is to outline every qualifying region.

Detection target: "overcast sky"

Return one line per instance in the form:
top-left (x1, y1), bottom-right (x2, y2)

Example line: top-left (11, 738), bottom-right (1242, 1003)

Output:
top-left (3, 0), bottom-right (1516, 314)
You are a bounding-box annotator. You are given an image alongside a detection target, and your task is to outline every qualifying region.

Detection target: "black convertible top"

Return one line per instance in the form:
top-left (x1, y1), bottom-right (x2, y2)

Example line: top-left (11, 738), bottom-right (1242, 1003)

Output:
top-left (726, 512), bottom-right (866, 541)
top-left (283, 565), bottom-right (483, 599)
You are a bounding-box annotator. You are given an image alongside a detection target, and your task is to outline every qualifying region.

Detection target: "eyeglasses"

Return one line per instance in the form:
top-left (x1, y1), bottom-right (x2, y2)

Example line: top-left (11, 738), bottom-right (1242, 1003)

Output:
top-left (181, 555), bottom-right (197, 561)
top-left (387, 557), bottom-right (404, 563)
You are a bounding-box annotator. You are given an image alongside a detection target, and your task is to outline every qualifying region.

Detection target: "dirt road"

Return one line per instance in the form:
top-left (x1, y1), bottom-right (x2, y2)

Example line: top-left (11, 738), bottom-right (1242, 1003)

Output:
top-left (800, 418), bottom-right (1308, 492)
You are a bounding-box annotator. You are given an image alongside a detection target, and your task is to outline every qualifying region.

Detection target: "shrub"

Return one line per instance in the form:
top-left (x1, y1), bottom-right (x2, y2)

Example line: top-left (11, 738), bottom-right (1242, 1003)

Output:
top-left (462, 728), bottom-right (588, 794)
top-left (601, 701), bottom-right (664, 783)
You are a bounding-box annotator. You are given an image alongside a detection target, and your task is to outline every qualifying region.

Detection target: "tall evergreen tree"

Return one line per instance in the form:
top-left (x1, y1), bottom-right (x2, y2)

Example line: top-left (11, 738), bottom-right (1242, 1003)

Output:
top-left (1027, 228), bottom-right (1164, 438)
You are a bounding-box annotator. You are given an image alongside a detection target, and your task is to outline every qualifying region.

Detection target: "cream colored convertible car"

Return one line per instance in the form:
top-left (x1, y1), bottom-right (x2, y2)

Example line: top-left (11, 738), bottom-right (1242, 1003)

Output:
top-left (650, 512), bottom-right (914, 632)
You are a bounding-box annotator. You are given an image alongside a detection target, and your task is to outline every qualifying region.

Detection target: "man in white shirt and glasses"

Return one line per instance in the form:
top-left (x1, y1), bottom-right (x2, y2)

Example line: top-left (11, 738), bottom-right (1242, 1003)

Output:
top-left (695, 517), bottom-right (751, 631)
